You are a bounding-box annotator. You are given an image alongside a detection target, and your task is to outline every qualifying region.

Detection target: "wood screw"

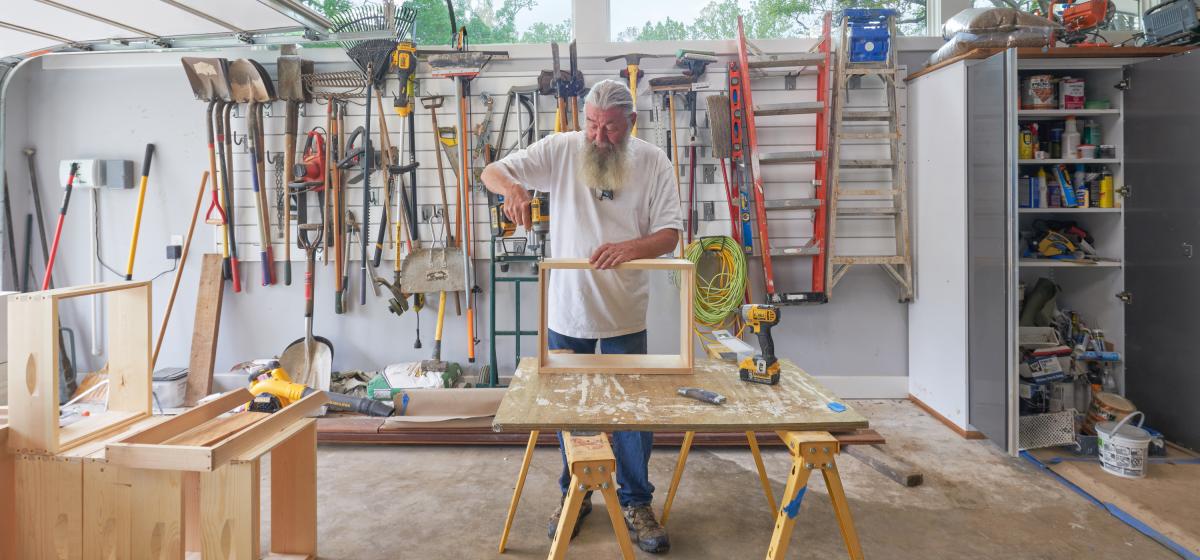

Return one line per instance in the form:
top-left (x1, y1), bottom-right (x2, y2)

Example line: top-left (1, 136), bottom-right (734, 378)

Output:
top-left (577, 484), bottom-right (587, 491)
top-left (602, 482), bottom-right (611, 489)
top-left (583, 467), bottom-right (591, 474)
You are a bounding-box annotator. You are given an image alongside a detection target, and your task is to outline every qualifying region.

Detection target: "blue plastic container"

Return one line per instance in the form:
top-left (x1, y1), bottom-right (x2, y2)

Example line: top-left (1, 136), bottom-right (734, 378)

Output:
top-left (844, 9), bottom-right (896, 62)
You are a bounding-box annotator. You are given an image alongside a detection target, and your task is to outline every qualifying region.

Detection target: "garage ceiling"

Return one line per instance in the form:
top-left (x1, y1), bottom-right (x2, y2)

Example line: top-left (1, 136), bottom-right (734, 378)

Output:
top-left (0, 0), bottom-right (335, 60)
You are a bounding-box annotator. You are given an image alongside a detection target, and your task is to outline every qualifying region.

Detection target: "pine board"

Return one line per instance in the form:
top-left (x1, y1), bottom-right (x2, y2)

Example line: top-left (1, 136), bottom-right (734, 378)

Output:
top-left (493, 357), bottom-right (868, 433)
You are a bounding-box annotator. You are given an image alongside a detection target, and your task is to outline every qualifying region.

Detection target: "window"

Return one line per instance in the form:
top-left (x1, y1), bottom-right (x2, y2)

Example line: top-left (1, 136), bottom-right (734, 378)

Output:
top-left (306, 0), bottom-right (573, 45)
top-left (610, 0), bottom-right (929, 40)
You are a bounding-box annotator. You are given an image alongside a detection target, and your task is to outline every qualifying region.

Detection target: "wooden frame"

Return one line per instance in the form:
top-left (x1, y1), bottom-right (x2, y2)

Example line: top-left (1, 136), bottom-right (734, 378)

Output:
top-left (536, 258), bottom-right (695, 374)
top-left (105, 389), bottom-right (329, 472)
top-left (7, 282), bottom-right (152, 454)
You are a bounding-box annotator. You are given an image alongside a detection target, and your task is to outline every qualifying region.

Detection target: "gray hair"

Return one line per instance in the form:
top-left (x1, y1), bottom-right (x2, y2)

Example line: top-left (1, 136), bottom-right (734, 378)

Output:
top-left (584, 79), bottom-right (635, 119)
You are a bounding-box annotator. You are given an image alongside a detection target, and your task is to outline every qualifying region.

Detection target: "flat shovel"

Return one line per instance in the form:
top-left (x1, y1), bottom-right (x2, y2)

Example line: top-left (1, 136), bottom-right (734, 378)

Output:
top-left (277, 46), bottom-right (313, 286)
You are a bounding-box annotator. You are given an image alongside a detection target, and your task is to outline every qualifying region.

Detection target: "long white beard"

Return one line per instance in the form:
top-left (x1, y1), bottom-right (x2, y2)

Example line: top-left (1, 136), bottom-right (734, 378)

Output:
top-left (580, 136), bottom-right (630, 194)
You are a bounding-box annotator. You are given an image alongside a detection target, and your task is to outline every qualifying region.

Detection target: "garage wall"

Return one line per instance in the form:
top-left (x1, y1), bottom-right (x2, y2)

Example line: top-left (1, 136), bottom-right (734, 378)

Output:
top-left (0, 44), bottom-right (933, 394)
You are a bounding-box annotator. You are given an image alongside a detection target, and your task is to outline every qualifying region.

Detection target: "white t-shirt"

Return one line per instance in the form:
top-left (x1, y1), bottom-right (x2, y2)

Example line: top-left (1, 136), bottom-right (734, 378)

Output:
top-left (497, 131), bottom-right (683, 339)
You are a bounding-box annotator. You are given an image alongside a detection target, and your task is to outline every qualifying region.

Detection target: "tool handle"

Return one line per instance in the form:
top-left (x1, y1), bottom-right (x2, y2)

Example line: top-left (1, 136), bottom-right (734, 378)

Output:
top-left (304, 264), bottom-right (314, 319)
top-left (466, 307), bottom-right (476, 363)
top-left (229, 256), bottom-right (242, 293)
top-left (141, 143), bottom-right (155, 178)
top-left (758, 328), bottom-right (775, 363)
top-left (43, 163), bottom-right (79, 291)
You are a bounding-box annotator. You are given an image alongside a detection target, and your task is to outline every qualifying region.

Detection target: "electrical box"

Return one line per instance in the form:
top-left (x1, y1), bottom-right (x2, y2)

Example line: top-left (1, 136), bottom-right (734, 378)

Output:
top-left (58, 159), bottom-right (134, 189)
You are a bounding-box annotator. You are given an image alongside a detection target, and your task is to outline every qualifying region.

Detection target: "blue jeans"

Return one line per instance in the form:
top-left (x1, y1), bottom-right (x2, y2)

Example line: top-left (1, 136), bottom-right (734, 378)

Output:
top-left (548, 329), bottom-right (655, 507)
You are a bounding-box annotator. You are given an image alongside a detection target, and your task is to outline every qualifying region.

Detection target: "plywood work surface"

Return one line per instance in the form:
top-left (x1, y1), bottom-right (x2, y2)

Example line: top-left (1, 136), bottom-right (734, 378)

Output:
top-left (494, 357), bottom-right (868, 433)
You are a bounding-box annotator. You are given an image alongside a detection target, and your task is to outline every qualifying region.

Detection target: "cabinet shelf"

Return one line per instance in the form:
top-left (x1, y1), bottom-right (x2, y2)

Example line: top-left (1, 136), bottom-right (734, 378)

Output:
top-left (1018, 159), bottom-right (1119, 165)
top-left (1019, 258), bottom-right (1121, 268)
top-left (1018, 109), bottom-right (1121, 118)
top-left (1018, 207), bottom-right (1122, 214)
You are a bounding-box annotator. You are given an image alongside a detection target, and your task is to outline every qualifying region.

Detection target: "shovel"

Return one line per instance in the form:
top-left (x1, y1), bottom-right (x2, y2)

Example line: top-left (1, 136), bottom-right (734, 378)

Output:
top-left (277, 46), bottom-right (313, 287)
top-left (229, 58), bottom-right (277, 286)
top-left (281, 222), bottom-right (334, 390)
top-left (181, 56), bottom-right (239, 291)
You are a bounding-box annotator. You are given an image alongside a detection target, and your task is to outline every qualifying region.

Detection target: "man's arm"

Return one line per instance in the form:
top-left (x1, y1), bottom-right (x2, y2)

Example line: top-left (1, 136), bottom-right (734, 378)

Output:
top-left (589, 228), bottom-right (680, 270)
top-left (481, 163), bottom-right (533, 229)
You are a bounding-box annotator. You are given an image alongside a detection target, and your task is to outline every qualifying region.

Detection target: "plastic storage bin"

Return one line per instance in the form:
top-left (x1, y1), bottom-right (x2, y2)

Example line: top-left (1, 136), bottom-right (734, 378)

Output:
top-left (844, 9), bottom-right (896, 62)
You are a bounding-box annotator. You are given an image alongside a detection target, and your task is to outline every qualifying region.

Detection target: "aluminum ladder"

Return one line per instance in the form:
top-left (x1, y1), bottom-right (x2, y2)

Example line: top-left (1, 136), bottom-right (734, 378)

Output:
top-left (825, 11), bottom-right (913, 302)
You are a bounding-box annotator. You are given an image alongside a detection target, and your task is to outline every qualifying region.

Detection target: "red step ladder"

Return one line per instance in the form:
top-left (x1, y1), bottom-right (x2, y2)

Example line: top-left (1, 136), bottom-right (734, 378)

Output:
top-left (728, 13), bottom-right (832, 304)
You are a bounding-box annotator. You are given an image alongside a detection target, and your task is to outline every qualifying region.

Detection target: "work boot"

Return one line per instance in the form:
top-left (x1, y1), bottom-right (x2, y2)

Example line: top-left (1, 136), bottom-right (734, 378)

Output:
top-left (623, 504), bottom-right (670, 553)
top-left (547, 493), bottom-right (592, 540)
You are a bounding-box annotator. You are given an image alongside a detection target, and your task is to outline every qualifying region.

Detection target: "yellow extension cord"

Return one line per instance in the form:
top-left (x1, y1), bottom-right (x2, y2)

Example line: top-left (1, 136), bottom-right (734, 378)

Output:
top-left (684, 236), bottom-right (748, 346)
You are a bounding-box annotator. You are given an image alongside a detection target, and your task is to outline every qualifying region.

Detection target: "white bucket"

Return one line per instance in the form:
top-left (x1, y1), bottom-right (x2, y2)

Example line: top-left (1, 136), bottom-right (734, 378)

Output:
top-left (1096, 411), bottom-right (1151, 479)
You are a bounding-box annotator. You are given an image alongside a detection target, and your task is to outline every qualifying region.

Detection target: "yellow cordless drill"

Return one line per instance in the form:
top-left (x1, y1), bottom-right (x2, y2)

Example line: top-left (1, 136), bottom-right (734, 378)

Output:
top-left (738, 304), bottom-right (780, 385)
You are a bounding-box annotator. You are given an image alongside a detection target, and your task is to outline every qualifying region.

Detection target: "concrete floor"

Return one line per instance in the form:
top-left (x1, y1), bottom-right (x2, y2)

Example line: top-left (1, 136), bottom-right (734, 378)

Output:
top-left (260, 400), bottom-right (1180, 559)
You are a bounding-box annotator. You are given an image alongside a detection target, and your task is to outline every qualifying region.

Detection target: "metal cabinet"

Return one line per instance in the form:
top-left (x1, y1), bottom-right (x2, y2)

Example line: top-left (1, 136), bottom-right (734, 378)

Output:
top-left (909, 47), bottom-right (1200, 454)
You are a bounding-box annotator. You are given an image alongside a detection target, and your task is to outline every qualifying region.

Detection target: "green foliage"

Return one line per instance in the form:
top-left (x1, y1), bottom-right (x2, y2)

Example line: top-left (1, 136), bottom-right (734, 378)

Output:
top-left (615, 0), bottom-right (928, 41)
top-left (300, 0), bottom-right (572, 45)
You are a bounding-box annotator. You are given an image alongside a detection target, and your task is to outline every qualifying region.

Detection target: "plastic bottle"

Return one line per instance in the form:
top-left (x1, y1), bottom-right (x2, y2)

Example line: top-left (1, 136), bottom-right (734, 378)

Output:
top-left (1019, 128), bottom-right (1034, 159)
top-left (1074, 165), bottom-right (1089, 207)
top-left (1084, 119), bottom-right (1102, 146)
top-left (1037, 167), bottom-right (1049, 208)
top-left (1063, 117), bottom-right (1081, 160)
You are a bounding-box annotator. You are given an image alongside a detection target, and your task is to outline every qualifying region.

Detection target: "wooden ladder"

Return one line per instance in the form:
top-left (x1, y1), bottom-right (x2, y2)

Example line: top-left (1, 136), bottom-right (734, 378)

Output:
top-left (730, 13), bottom-right (832, 305)
top-left (826, 11), bottom-right (913, 302)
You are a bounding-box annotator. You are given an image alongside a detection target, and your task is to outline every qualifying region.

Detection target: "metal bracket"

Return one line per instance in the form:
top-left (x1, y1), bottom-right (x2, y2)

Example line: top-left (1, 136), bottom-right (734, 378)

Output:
top-left (784, 74), bottom-right (797, 91)
top-left (265, 151), bottom-right (282, 165)
top-left (298, 103), bottom-right (307, 117)
top-left (231, 130), bottom-right (247, 152)
top-left (232, 104), bottom-right (243, 119)
top-left (263, 103), bottom-right (275, 118)
top-left (703, 164), bottom-right (716, 184)
top-left (702, 201), bottom-right (715, 221)
top-left (1116, 291), bottom-right (1132, 304)
top-left (1117, 185), bottom-right (1131, 199)
top-left (1183, 242), bottom-right (1193, 259)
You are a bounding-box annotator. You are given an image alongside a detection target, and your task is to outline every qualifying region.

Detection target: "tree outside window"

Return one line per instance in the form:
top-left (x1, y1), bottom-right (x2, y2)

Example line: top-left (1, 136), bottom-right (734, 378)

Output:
top-left (303, 0), bottom-right (573, 45)
top-left (610, 0), bottom-right (929, 40)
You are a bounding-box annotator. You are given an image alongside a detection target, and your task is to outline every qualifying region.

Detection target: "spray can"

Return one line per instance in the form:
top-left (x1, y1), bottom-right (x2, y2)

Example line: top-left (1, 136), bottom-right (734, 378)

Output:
top-left (1100, 168), bottom-right (1114, 208)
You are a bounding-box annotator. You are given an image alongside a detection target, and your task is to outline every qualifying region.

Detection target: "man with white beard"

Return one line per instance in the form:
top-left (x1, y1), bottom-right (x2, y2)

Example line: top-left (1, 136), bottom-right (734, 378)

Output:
top-left (481, 79), bottom-right (682, 554)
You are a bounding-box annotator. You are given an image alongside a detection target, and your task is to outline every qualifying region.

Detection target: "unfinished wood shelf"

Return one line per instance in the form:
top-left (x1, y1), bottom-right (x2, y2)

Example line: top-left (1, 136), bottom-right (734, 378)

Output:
top-left (7, 282), bottom-right (152, 455)
top-left (536, 258), bottom-right (695, 375)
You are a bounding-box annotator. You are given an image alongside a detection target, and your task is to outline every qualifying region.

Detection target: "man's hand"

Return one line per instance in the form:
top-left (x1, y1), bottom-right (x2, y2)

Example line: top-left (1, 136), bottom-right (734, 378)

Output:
top-left (590, 241), bottom-right (639, 270)
top-left (502, 186), bottom-right (532, 230)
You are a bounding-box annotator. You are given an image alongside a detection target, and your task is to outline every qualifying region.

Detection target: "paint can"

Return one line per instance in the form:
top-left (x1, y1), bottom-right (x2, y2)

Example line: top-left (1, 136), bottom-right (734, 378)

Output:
top-left (1059, 77), bottom-right (1086, 109)
top-left (1083, 391), bottom-right (1136, 435)
top-left (1022, 74), bottom-right (1057, 109)
top-left (1096, 411), bottom-right (1150, 478)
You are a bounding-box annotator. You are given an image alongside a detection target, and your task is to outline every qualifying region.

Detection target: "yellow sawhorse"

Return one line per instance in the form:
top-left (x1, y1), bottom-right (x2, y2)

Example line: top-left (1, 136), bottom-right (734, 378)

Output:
top-left (768, 431), bottom-right (863, 560)
top-left (499, 430), bottom-right (862, 560)
top-left (499, 430), bottom-right (635, 559)
top-left (498, 430), bottom-right (777, 552)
